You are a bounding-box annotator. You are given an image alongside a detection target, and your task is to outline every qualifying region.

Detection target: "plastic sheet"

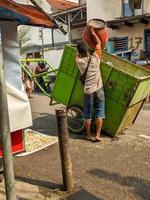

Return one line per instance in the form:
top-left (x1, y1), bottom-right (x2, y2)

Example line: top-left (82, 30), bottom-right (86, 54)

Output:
top-left (0, 22), bottom-right (32, 132)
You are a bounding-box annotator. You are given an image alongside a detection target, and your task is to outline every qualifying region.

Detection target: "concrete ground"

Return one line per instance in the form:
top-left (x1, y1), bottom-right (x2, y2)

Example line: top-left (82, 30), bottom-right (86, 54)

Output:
top-left (0, 94), bottom-right (150, 200)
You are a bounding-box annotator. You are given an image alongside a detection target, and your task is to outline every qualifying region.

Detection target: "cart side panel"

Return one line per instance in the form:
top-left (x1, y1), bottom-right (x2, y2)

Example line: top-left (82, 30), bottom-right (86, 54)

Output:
top-left (104, 67), bottom-right (137, 107)
top-left (51, 45), bottom-right (78, 105)
top-left (100, 62), bottom-right (112, 85)
top-left (117, 100), bottom-right (144, 134)
top-left (69, 76), bottom-right (84, 107)
top-left (103, 51), bottom-right (150, 78)
top-left (51, 72), bottom-right (76, 105)
top-left (130, 78), bottom-right (150, 106)
top-left (103, 99), bottom-right (126, 136)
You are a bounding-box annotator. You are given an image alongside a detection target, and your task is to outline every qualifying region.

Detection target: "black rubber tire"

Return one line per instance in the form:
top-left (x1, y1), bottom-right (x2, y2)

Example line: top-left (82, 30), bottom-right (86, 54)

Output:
top-left (66, 104), bottom-right (84, 134)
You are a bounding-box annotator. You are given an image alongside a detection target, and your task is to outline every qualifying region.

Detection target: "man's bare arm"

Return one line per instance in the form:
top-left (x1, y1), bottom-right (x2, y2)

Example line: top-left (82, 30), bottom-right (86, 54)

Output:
top-left (89, 26), bottom-right (101, 50)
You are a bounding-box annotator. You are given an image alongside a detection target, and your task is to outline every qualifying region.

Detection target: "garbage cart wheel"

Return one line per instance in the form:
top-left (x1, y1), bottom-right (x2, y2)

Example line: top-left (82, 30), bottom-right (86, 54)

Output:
top-left (66, 104), bottom-right (84, 134)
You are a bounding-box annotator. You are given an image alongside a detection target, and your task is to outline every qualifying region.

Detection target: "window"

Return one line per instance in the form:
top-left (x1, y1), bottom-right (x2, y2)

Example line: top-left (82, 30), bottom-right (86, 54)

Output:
top-left (123, 0), bottom-right (143, 16)
top-left (107, 37), bottom-right (128, 53)
top-left (129, 0), bottom-right (142, 10)
top-left (144, 29), bottom-right (150, 58)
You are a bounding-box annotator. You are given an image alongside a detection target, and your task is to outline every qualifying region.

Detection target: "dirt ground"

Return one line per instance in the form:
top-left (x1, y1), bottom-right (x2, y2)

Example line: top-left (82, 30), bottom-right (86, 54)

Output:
top-left (14, 95), bottom-right (150, 200)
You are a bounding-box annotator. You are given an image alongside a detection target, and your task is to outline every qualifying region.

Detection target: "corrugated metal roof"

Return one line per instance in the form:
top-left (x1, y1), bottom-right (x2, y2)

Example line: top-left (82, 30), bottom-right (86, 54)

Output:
top-left (0, 0), bottom-right (56, 28)
top-left (46, 0), bottom-right (78, 11)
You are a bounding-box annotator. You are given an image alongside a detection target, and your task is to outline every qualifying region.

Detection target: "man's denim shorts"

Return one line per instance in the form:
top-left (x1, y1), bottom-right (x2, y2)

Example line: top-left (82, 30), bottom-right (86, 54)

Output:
top-left (83, 88), bottom-right (105, 120)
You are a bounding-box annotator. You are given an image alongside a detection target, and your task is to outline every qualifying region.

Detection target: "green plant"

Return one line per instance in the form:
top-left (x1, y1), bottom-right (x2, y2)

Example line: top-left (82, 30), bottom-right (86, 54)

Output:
top-left (18, 26), bottom-right (34, 54)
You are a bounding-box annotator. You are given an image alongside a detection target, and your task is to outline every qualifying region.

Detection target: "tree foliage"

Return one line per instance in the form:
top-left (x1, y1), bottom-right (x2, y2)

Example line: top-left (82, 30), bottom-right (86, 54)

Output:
top-left (18, 27), bottom-right (34, 54)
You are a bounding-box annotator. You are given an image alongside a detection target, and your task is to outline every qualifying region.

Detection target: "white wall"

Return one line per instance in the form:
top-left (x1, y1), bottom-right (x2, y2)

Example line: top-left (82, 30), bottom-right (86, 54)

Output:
top-left (53, 29), bottom-right (68, 44)
top-left (87, 0), bottom-right (122, 21)
top-left (87, 0), bottom-right (150, 21)
top-left (71, 27), bottom-right (85, 40)
top-left (143, 0), bottom-right (150, 14)
top-left (22, 26), bottom-right (68, 46)
top-left (44, 49), bottom-right (64, 68)
top-left (87, 0), bottom-right (150, 57)
top-left (16, 0), bottom-right (69, 46)
top-left (110, 23), bottom-right (150, 52)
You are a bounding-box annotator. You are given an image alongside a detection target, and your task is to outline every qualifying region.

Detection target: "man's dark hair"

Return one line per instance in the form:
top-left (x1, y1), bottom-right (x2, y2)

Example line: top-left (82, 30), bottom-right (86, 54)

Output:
top-left (77, 40), bottom-right (88, 56)
top-left (38, 62), bottom-right (46, 69)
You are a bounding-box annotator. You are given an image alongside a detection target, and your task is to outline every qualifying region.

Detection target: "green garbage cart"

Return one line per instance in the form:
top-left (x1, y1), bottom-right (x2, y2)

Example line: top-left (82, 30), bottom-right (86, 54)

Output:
top-left (51, 45), bottom-right (150, 136)
top-left (21, 58), bottom-right (57, 98)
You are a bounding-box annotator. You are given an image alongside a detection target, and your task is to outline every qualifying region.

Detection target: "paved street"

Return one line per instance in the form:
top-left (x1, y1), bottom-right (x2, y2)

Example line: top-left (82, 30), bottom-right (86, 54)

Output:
top-left (2, 94), bottom-right (150, 200)
top-left (1, 1), bottom-right (150, 200)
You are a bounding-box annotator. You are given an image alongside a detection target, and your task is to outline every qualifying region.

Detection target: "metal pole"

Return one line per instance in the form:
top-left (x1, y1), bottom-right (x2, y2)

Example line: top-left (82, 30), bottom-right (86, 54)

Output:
top-left (51, 29), bottom-right (55, 47)
top-left (67, 12), bottom-right (72, 44)
top-left (41, 28), bottom-right (44, 59)
top-left (55, 107), bottom-right (74, 192)
top-left (0, 63), bottom-right (17, 199)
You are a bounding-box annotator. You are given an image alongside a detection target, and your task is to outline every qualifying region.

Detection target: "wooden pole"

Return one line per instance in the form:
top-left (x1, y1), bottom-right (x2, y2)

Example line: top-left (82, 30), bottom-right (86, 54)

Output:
top-left (55, 107), bottom-right (74, 192)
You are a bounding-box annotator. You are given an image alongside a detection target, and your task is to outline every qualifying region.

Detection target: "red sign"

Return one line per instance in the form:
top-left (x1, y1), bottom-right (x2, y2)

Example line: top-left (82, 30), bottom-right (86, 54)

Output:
top-left (0, 130), bottom-right (24, 158)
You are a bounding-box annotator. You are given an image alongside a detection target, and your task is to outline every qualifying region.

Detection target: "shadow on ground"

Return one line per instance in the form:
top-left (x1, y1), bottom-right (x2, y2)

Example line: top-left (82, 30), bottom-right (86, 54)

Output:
top-left (29, 113), bottom-right (57, 136)
top-left (62, 188), bottom-right (102, 200)
top-left (29, 112), bottom-right (116, 142)
top-left (30, 112), bottom-right (86, 140)
top-left (88, 168), bottom-right (150, 200)
top-left (15, 176), bottom-right (62, 190)
top-left (30, 111), bottom-right (85, 139)
top-left (15, 176), bottom-right (102, 200)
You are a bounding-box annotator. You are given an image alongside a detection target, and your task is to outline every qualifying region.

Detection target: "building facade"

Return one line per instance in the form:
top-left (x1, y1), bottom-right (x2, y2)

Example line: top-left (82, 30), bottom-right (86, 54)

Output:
top-left (18, 0), bottom-right (79, 67)
top-left (17, 0), bottom-right (69, 48)
top-left (87, 0), bottom-right (150, 62)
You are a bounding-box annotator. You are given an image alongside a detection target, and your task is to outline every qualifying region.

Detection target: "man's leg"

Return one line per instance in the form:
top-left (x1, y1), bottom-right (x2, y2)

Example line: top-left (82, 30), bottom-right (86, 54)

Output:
top-left (84, 120), bottom-right (92, 140)
top-left (28, 89), bottom-right (32, 98)
top-left (94, 88), bottom-right (105, 141)
top-left (95, 118), bottom-right (103, 141)
top-left (25, 80), bottom-right (31, 97)
top-left (83, 93), bottom-right (93, 140)
top-left (28, 81), bottom-right (33, 98)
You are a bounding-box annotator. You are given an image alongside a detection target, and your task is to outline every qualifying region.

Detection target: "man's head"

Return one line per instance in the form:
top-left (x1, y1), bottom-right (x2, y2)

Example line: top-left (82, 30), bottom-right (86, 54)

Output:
top-left (26, 61), bottom-right (30, 65)
top-left (77, 40), bottom-right (88, 57)
top-left (38, 62), bottom-right (46, 69)
top-left (26, 54), bottom-right (33, 65)
top-left (27, 54), bottom-right (33, 59)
